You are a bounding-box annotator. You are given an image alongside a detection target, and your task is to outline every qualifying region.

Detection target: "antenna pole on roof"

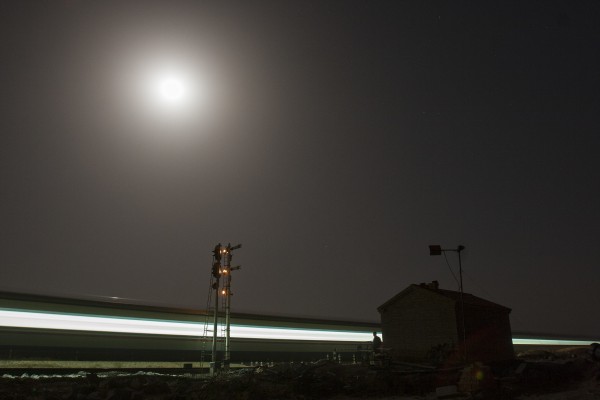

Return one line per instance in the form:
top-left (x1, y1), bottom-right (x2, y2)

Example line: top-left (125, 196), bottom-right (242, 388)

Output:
top-left (429, 244), bottom-right (467, 362)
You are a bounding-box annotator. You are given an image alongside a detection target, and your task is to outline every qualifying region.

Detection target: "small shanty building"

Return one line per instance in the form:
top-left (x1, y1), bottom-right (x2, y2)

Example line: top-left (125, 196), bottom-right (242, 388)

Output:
top-left (377, 281), bottom-right (514, 363)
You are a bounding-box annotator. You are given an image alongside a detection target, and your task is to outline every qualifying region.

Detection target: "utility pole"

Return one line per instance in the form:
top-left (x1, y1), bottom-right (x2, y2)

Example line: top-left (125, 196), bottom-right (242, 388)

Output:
top-left (456, 245), bottom-right (466, 362)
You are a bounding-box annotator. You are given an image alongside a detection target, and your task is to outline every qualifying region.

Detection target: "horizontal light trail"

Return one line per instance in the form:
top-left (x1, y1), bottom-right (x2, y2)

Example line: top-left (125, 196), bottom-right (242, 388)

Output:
top-left (511, 338), bottom-right (595, 346)
top-left (0, 309), bottom-right (371, 342)
top-left (1, 309), bottom-right (597, 346)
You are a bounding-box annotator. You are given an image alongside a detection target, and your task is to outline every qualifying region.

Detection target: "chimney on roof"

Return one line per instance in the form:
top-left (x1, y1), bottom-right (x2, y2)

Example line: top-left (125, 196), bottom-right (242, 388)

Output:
top-left (428, 280), bottom-right (439, 290)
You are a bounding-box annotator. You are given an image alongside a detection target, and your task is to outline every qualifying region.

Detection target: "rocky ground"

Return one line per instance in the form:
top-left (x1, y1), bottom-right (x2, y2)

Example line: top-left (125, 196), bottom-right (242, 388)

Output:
top-left (0, 347), bottom-right (598, 399)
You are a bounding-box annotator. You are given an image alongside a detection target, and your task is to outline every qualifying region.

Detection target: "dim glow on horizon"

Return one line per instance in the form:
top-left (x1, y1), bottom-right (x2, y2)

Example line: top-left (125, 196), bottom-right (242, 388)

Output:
top-left (0, 309), bottom-right (597, 346)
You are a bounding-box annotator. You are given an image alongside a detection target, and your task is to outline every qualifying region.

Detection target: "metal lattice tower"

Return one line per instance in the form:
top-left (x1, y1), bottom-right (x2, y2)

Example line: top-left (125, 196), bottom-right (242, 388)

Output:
top-left (202, 243), bottom-right (241, 374)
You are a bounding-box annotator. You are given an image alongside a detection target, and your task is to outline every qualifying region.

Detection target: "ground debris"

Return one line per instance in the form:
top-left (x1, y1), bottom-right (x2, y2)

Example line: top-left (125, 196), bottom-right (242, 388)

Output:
top-left (1, 349), bottom-right (599, 399)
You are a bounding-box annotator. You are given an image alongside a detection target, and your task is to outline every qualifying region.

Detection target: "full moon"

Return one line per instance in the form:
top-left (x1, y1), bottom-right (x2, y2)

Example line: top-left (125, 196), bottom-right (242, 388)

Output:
top-left (159, 77), bottom-right (184, 101)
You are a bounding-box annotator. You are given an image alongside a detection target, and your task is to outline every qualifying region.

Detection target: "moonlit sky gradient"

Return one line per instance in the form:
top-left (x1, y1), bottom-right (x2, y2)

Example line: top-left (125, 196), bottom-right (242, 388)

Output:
top-left (1, 1), bottom-right (599, 337)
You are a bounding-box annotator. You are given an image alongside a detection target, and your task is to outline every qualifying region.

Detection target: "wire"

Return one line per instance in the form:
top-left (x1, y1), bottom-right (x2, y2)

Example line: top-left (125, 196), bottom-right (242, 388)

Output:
top-left (443, 251), bottom-right (460, 290)
top-left (461, 268), bottom-right (491, 298)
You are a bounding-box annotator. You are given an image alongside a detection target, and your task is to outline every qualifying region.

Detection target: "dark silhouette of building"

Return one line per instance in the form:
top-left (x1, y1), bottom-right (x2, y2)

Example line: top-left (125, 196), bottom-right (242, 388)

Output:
top-left (377, 281), bottom-right (514, 364)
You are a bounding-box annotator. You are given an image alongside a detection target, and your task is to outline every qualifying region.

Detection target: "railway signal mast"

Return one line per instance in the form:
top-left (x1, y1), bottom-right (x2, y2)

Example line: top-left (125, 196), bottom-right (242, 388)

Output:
top-left (209, 243), bottom-right (242, 374)
top-left (222, 243), bottom-right (241, 368)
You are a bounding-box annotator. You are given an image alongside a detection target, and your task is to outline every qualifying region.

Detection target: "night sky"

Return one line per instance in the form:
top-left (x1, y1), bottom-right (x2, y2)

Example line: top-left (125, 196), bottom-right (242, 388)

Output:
top-left (1, 1), bottom-right (599, 338)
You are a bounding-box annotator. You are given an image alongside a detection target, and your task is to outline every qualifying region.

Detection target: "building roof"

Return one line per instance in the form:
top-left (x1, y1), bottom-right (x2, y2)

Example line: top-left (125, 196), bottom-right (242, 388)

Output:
top-left (377, 282), bottom-right (511, 313)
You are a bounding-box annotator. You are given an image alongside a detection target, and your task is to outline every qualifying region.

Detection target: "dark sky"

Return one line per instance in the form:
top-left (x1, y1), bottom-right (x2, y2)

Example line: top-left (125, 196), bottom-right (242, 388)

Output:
top-left (1, 1), bottom-right (599, 338)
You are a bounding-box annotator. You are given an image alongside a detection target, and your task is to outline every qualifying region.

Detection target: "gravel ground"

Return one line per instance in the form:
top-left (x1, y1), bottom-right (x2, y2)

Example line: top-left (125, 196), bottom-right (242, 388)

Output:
top-left (0, 349), bottom-right (598, 399)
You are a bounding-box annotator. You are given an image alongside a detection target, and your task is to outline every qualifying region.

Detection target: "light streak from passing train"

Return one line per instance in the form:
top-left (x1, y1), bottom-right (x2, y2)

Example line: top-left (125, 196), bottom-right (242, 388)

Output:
top-left (511, 338), bottom-right (595, 346)
top-left (0, 309), bottom-right (597, 346)
top-left (0, 309), bottom-right (371, 341)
